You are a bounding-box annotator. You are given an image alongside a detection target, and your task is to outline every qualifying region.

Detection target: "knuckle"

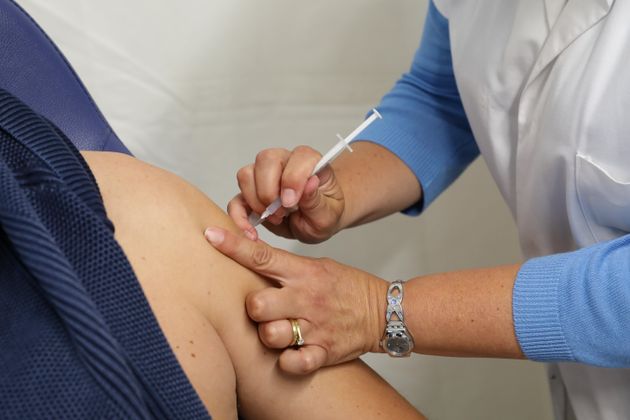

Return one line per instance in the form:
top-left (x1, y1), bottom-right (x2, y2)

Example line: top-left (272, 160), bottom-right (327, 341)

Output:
top-left (236, 165), bottom-right (253, 186)
top-left (251, 244), bottom-right (274, 268)
top-left (286, 147), bottom-right (321, 180)
top-left (254, 150), bottom-right (269, 164)
top-left (293, 145), bottom-right (318, 157)
top-left (260, 323), bottom-right (279, 343)
top-left (246, 294), bottom-right (267, 319)
top-left (255, 148), bottom-right (283, 164)
top-left (299, 352), bottom-right (317, 374)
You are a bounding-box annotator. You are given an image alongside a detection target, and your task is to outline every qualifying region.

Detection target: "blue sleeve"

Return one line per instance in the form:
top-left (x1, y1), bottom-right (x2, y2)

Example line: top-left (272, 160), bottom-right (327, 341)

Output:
top-left (356, 0), bottom-right (479, 214)
top-left (514, 235), bottom-right (630, 367)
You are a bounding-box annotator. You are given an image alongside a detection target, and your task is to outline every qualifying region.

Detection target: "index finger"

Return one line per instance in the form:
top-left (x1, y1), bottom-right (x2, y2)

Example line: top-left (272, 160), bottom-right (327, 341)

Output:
top-left (226, 194), bottom-right (259, 241)
top-left (204, 226), bottom-right (307, 283)
top-left (280, 145), bottom-right (323, 207)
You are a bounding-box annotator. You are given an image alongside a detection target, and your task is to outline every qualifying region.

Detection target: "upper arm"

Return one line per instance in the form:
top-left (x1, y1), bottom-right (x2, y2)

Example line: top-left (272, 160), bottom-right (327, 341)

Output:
top-left (83, 151), bottom-right (424, 419)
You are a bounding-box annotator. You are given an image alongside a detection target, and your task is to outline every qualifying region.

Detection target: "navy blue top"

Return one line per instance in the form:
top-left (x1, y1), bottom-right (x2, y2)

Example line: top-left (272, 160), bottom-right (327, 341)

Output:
top-left (0, 3), bottom-right (213, 416)
top-left (0, 89), bottom-right (210, 418)
top-left (0, 0), bottom-right (130, 154)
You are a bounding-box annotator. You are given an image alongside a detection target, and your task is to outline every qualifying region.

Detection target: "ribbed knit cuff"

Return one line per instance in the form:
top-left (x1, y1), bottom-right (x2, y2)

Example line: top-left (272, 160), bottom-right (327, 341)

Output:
top-left (356, 119), bottom-right (451, 215)
top-left (513, 253), bottom-right (576, 362)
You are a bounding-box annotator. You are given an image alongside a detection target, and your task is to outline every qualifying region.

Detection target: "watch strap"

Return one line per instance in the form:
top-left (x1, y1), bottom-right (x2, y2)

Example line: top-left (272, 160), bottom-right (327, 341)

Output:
top-left (386, 280), bottom-right (405, 323)
top-left (381, 280), bottom-right (414, 357)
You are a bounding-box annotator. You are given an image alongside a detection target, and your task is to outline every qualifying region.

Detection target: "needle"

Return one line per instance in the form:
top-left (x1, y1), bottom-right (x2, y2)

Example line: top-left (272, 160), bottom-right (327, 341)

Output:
top-left (248, 109), bottom-right (382, 226)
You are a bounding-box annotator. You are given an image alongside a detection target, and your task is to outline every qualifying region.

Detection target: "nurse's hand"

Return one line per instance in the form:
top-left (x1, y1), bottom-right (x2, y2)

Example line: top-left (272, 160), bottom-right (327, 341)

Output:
top-left (227, 146), bottom-right (346, 244)
top-left (204, 226), bottom-right (388, 374)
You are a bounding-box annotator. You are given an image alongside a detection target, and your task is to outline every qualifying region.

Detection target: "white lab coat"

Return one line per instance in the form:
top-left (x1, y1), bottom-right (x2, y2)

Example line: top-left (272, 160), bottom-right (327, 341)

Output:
top-left (433, 0), bottom-right (630, 418)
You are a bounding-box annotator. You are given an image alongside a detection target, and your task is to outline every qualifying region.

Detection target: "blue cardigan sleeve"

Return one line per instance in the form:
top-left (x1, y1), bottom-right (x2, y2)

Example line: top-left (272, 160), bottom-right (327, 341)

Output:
top-left (359, 1), bottom-right (630, 368)
top-left (355, 0), bottom-right (479, 213)
top-left (515, 235), bottom-right (630, 367)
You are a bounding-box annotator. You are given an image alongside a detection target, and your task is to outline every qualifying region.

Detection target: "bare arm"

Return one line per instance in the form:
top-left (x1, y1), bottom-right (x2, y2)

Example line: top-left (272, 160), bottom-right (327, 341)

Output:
top-left (83, 151), bottom-right (424, 420)
top-left (398, 265), bottom-right (523, 358)
top-left (333, 141), bottom-right (422, 229)
top-left (205, 227), bottom-right (525, 375)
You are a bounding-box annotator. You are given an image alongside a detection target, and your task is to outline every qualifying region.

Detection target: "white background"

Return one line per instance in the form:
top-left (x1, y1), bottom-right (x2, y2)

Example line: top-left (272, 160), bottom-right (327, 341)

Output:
top-left (18, 1), bottom-right (554, 418)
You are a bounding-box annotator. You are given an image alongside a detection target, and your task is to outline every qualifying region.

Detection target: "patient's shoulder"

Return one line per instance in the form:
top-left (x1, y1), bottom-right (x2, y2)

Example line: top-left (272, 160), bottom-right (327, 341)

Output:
top-left (81, 151), bottom-right (245, 417)
top-left (80, 151), bottom-right (256, 306)
top-left (81, 151), bottom-right (223, 225)
top-left (80, 151), bottom-right (425, 420)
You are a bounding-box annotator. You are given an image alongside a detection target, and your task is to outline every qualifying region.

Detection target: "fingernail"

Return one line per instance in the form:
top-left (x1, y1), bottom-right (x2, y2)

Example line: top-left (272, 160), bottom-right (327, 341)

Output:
top-left (204, 227), bottom-right (225, 245)
top-left (268, 214), bottom-right (283, 225)
top-left (305, 175), bottom-right (320, 199)
top-left (281, 188), bottom-right (297, 207)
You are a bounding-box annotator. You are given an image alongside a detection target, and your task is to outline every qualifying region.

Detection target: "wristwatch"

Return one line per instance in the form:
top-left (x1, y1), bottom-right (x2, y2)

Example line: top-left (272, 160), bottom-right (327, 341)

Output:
top-left (380, 280), bottom-right (414, 357)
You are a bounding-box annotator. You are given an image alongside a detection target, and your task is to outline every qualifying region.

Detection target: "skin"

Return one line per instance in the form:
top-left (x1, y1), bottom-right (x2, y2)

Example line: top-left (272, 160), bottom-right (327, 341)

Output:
top-left (81, 151), bottom-right (425, 420)
top-left (230, 142), bottom-right (420, 243)
top-left (219, 141), bottom-right (525, 374)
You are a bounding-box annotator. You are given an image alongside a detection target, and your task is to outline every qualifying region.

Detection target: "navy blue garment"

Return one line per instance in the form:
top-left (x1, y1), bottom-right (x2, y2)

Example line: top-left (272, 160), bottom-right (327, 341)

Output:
top-left (0, 0), bottom-right (130, 154)
top-left (0, 89), bottom-right (211, 419)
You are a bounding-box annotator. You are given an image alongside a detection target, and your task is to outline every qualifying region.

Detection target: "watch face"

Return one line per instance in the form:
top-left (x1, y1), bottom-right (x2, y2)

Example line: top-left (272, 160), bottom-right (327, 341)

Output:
top-left (386, 336), bottom-right (411, 355)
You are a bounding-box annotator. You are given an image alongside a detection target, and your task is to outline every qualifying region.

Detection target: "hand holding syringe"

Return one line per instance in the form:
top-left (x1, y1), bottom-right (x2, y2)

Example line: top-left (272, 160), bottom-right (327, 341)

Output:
top-left (248, 109), bottom-right (382, 227)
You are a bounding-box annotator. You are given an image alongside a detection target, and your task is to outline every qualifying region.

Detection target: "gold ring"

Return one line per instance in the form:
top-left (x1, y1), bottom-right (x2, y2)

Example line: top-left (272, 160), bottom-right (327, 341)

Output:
top-left (289, 318), bottom-right (305, 347)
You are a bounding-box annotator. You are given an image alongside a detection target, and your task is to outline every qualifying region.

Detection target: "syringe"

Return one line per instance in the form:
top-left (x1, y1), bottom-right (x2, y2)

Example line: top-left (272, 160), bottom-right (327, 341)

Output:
top-left (248, 109), bottom-right (383, 227)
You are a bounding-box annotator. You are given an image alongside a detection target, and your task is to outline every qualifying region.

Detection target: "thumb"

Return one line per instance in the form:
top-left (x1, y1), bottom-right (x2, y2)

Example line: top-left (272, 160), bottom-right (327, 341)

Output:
top-left (204, 226), bottom-right (304, 284)
top-left (297, 174), bottom-right (325, 213)
top-left (291, 167), bottom-right (344, 240)
top-left (299, 166), bottom-right (343, 215)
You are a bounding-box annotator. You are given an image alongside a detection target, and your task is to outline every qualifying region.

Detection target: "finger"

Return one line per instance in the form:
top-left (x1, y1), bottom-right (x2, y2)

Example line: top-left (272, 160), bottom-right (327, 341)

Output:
top-left (289, 166), bottom-right (343, 240)
top-left (236, 164), bottom-right (266, 215)
top-left (266, 207), bottom-right (286, 225)
top-left (299, 164), bottom-right (341, 212)
top-left (298, 174), bottom-right (322, 212)
top-left (227, 194), bottom-right (258, 240)
top-left (259, 218), bottom-right (296, 240)
top-left (281, 146), bottom-right (322, 208)
top-left (279, 345), bottom-right (327, 375)
top-left (257, 318), bottom-right (313, 349)
top-left (204, 226), bottom-right (309, 281)
top-left (254, 148), bottom-right (290, 205)
top-left (245, 287), bottom-right (305, 322)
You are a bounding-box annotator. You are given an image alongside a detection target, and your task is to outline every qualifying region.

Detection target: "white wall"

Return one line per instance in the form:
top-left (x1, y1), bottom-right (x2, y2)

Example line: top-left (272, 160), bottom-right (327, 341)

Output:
top-left (18, 1), bottom-right (553, 418)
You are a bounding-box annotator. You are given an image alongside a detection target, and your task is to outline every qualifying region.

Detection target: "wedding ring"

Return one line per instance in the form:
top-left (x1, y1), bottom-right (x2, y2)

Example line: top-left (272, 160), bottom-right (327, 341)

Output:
top-left (289, 318), bottom-right (305, 347)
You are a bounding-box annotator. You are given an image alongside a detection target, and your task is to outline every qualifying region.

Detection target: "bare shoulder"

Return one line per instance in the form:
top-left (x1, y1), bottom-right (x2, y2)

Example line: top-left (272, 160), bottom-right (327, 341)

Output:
top-left (80, 151), bottom-right (425, 420)
top-left (82, 151), bottom-right (247, 418)
top-left (81, 151), bottom-right (268, 319)
top-left (81, 151), bottom-right (225, 229)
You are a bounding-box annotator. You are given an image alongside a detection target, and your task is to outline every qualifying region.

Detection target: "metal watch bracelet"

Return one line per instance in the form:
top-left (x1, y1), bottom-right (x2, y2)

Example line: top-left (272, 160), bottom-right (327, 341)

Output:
top-left (380, 280), bottom-right (414, 357)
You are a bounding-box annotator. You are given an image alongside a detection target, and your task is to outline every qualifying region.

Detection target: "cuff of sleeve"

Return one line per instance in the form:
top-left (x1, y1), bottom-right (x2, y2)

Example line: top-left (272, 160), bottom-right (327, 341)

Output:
top-left (355, 119), bottom-right (451, 215)
top-left (513, 253), bottom-right (576, 362)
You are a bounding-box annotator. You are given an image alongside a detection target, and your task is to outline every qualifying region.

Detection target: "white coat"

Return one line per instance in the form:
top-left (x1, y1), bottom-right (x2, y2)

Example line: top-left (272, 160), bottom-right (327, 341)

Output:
top-left (433, 0), bottom-right (630, 418)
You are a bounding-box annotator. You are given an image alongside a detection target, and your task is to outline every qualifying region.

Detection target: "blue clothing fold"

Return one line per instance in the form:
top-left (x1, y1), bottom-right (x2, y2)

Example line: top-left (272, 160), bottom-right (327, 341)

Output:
top-left (0, 88), bottom-right (211, 419)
